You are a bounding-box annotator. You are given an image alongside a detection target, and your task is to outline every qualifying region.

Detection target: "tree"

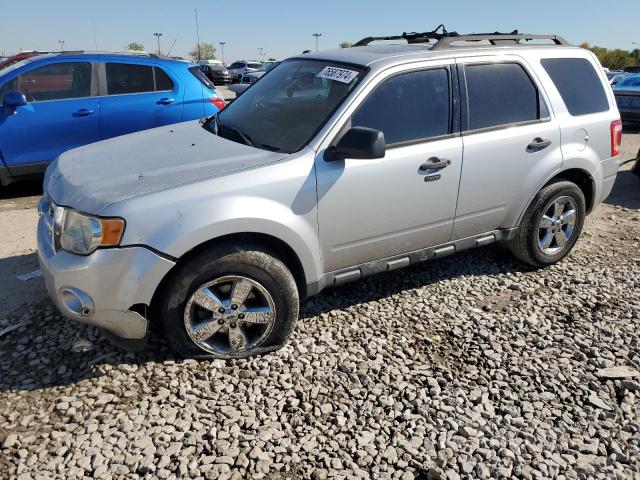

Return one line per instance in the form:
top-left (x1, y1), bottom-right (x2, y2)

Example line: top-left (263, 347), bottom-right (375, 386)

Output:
top-left (268, 57), bottom-right (277, 62)
top-left (580, 42), bottom-right (637, 70)
top-left (127, 42), bottom-right (145, 52)
top-left (190, 43), bottom-right (216, 62)
top-left (339, 42), bottom-right (352, 49)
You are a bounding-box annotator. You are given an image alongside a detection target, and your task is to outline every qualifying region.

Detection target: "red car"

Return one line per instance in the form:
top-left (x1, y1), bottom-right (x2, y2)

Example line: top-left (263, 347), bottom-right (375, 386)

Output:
top-left (0, 51), bottom-right (48, 71)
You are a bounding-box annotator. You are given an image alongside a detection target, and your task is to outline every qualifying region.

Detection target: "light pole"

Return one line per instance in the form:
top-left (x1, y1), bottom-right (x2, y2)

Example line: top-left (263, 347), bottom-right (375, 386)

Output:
top-left (153, 33), bottom-right (163, 55)
top-left (58, 40), bottom-right (65, 52)
top-left (194, 9), bottom-right (201, 62)
top-left (313, 33), bottom-right (322, 51)
top-left (258, 47), bottom-right (264, 62)
top-left (219, 42), bottom-right (226, 65)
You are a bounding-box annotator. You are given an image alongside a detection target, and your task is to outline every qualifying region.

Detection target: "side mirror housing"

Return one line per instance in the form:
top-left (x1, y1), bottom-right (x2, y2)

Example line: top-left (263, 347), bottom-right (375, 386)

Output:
top-left (3, 90), bottom-right (27, 113)
top-left (327, 126), bottom-right (385, 161)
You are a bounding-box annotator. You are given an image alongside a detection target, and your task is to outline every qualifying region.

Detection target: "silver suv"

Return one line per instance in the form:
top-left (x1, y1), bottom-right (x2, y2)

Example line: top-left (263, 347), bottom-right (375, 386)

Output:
top-left (38, 31), bottom-right (621, 358)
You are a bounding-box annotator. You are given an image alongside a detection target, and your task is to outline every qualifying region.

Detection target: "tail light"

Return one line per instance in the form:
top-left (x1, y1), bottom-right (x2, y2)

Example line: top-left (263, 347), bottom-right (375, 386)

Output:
top-left (610, 120), bottom-right (622, 157)
top-left (210, 96), bottom-right (226, 111)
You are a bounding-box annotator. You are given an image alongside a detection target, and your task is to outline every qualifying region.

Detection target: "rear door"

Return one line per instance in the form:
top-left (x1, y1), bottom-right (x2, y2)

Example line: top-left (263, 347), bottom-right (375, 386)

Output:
top-left (0, 61), bottom-right (99, 172)
top-left (452, 57), bottom-right (562, 239)
top-left (98, 62), bottom-right (183, 139)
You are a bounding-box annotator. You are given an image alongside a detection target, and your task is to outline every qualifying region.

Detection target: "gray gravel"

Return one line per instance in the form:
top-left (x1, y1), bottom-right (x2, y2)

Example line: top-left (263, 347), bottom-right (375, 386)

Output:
top-left (1, 162), bottom-right (639, 478)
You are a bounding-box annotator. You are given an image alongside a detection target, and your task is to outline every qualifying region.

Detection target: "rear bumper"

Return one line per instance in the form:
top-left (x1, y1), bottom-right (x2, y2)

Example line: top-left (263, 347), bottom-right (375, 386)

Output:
top-left (598, 156), bottom-right (620, 204)
top-left (37, 214), bottom-right (175, 339)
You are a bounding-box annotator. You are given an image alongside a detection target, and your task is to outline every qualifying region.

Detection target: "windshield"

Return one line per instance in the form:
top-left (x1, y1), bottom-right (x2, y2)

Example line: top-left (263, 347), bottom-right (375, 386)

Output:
top-left (209, 59), bottom-right (365, 153)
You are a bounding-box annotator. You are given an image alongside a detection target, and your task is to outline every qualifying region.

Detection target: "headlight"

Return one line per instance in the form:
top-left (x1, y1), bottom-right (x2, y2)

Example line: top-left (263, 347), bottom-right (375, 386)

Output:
top-left (58, 209), bottom-right (125, 255)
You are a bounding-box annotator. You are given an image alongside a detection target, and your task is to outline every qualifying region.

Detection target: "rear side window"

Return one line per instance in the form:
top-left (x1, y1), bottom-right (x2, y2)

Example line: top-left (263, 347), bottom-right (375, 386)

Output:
top-left (106, 63), bottom-right (154, 94)
top-left (465, 63), bottom-right (541, 130)
top-left (154, 67), bottom-right (173, 91)
top-left (189, 66), bottom-right (214, 89)
top-left (12, 62), bottom-right (91, 102)
top-left (541, 58), bottom-right (609, 116)
top-left (352, 68), bottom-right (450, 146)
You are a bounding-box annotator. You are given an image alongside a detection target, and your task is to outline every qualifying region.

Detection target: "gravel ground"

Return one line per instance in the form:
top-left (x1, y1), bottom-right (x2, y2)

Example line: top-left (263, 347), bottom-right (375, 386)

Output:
top-left (0, 133), bottom-right (639, 479)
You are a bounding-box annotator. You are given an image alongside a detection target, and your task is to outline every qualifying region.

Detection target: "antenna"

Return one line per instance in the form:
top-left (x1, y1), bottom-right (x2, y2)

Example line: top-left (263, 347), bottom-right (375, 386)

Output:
top-left (167, 38), bottom-right (178, 57)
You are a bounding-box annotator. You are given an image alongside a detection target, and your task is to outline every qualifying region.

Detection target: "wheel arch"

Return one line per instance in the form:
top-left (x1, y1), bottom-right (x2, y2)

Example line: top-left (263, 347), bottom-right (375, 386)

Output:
top-left (544, 168), bottom-right (596, 213)
top-left (149, 232), bottom-right (309, 326)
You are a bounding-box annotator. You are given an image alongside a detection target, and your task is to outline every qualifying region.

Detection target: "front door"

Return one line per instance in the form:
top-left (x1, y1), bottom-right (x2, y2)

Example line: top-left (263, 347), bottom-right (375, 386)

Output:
top-left (98, 62), bottom-right (183, 139)
top-left (0, 61), bottom-right (100, 172)
top-left (316, 65), bottom-right (463, 272)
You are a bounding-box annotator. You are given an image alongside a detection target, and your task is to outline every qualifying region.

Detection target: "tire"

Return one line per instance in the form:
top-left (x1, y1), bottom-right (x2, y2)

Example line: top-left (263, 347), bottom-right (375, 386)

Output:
top-left (159, 243), bottom-right (299, 359)
top-left (508, 180), bottom-right (586, 267)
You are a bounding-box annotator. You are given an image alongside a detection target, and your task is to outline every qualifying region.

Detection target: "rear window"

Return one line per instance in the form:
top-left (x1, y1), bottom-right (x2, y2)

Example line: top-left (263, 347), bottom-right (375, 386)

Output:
top-left (541, 58), bottom-right (609, 116)
top-left (465, 63), bottom-right (543, 130)
top-left (248, 63), bottom-right (263, 69)
top-left (189, 66), bottom-right (214, 89)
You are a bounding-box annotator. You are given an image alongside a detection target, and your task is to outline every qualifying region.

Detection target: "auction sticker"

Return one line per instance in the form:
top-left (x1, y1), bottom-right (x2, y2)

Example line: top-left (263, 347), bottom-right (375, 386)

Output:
top-left (317, 66), bottom-right (359, 83)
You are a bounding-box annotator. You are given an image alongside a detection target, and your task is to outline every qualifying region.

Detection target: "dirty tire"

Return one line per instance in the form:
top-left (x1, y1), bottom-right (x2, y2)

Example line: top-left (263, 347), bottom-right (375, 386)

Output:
top-left (509, 180), bottom-right (586, 267)
top-left (159, 243), bottom-right (299, 359)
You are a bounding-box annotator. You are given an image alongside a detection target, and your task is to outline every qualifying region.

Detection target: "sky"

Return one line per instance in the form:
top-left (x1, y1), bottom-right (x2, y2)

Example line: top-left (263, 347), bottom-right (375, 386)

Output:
top-left (1, 0), bottom-right (638, 62)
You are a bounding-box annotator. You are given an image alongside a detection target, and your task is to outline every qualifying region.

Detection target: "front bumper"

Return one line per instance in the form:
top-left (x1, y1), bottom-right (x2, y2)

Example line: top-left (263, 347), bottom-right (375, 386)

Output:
top-left (37, 215), bottom-right (175, 339)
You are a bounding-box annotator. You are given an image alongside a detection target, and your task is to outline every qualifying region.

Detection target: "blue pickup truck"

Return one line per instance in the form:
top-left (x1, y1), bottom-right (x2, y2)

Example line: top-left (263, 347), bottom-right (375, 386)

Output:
top-left (0, 52), bottom-right (225, 186)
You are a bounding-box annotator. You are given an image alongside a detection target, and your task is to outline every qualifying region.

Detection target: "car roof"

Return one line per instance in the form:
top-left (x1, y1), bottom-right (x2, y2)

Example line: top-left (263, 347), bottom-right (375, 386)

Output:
top-left (294, 43), bottom-right (584, 69)
top-left (21, 52), bottom-right (193, 66)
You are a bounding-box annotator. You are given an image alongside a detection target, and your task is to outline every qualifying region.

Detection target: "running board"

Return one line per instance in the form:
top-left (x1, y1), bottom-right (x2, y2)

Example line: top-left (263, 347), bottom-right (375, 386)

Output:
top-left (316, 228), bottom-right (516, 291)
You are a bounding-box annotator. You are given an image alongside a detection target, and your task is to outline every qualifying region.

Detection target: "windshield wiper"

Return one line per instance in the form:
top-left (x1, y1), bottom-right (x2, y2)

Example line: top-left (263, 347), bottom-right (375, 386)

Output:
top-left (203, 115), bottom-right (280, 151)
top-left (222, 122), bottom-right (255, 148)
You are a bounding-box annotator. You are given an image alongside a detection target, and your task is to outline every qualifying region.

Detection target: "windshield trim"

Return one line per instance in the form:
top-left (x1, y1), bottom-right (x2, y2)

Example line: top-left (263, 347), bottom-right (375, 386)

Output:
top-left (217, 58), bottom-right (369, 154)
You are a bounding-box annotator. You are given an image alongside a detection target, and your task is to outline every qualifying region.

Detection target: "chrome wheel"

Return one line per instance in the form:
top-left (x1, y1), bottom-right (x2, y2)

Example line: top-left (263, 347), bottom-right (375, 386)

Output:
top-left (537, 196), bottom-right (578, 256)
top-left (183, 275), bottom-right (276, 355)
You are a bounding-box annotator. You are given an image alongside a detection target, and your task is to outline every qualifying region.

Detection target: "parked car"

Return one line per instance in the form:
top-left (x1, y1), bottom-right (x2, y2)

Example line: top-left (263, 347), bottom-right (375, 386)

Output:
top-left (228, 60), bottom-right (263, 82)
top-left (200, 64), bottom-right (232, 85)
top-left (38, 32), bottom-right (620, 359)
top-left (613, 75), bottom-right (640, 123)
top-left (633, 149), bottom-right (640, 177)
top-left (623, 66), bottom-right (640, 74)
top-left (228, 70), bottom-right (267, 96)
top-left (0, 52), bottom-right (225, 186)
top-left (0, 51), bottom-right (48, 71)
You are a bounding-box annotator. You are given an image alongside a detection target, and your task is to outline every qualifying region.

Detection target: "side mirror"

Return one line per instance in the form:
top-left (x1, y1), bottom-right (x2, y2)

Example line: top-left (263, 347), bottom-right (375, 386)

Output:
top-left (3, 90), bottom-right (27, 113)
top-left (327, 126), bottom-right (385, 161)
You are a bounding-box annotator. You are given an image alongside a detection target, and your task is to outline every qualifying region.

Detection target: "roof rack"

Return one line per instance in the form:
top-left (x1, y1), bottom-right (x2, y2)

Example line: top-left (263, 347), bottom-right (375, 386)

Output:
top-left (353, 25), bottom-right (571, 49)
top-left (58, 50), bottom-right (167, 58)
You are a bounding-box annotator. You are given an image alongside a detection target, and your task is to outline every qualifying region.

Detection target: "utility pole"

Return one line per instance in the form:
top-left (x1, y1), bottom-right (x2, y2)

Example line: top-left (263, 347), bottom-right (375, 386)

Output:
top-left (153, 33), bottom-right (163, 55)
top-left (58, 40), bottom-right (65, 52)
top-left (313, 33), bottom-right (322, 51)
top-left (219, 42), bottom-right (226, 65)
top-left (195, 9), bottom-right (201, 62)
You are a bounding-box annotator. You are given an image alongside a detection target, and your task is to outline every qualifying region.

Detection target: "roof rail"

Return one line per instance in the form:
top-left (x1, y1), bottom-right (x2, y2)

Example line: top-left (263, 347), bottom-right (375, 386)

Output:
top-left (431, 32), bottom-right (571, 50)
top-left (353, 24), bottom-right (457, 47)
top-left (353, 26), bottom-right (571, 49)
top-left (58, 50), bottom-right (167, 58)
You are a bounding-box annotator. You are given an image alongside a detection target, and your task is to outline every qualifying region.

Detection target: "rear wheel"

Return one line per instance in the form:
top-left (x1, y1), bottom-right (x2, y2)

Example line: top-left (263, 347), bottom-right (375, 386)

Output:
top-left (509, 180), bottom-right (586, 267)
top-left (159, 244), bottom-right (299, 359)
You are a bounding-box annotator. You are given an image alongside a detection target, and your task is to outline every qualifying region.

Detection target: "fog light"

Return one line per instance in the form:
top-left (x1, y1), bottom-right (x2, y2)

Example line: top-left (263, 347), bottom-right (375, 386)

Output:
top-left (60, 287), bottom-right (94, 317)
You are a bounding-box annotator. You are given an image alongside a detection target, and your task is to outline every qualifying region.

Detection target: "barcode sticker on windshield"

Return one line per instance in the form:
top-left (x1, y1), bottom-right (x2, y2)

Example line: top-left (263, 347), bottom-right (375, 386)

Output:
top-left (317, 66), bottom-right (359, 83)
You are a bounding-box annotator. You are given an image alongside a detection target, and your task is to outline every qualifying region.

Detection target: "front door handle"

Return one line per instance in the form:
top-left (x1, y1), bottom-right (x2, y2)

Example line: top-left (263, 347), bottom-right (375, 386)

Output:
top-left (527, 137), bottom-right (552, 150)
top-left (419, 157), bottom-right (451, 171)
top-left (157, 97), bottom-right (175, 105)
top-left (74, 108), bottom-right (95, 117)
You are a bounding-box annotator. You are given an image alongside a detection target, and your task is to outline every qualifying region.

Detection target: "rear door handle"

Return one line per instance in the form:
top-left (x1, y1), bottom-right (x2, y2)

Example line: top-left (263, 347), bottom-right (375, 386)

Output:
top-left (527, 137), bottom-right (552, 150)
top-left (74, 108), bottom-right (95, 117)
top-left (157, 97), bottom-right (175, 105)
top-left (419, 157), bottom-right (451, 171)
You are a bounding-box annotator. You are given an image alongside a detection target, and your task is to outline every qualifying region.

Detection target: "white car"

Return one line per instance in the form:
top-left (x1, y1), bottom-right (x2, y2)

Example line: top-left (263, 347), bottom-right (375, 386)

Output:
top-left (228, 60), bottom-right (263, 82)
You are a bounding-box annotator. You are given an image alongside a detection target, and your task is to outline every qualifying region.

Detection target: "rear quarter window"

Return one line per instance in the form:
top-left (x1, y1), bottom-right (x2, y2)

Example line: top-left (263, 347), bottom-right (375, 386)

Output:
top-left (189, 66), bottom-right (215, 90)
top-left (541, 58), bottom-right (609, 116)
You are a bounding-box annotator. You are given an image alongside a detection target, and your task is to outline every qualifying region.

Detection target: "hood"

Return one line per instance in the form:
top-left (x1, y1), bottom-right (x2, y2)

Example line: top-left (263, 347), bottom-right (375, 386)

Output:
top-left (45, 120), bottom-right (287, 214)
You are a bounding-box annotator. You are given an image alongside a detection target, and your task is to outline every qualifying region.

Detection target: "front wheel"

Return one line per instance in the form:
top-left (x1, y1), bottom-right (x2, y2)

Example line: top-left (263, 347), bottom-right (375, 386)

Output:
top-left (509, 180), bottom-right (586, 267)
top-left (159, 244), bottom-right (299, 359)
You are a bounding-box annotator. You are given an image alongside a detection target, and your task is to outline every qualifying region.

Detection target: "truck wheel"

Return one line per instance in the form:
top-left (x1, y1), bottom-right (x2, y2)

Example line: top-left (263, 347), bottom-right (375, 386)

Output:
top-left (159, 244), bottom-right (299, 359)
top-left (509, 180), bottom-right (586, 267)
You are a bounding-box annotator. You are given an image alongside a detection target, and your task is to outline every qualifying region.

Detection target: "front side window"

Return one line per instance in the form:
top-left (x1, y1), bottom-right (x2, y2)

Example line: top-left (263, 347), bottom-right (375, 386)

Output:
top-left (541, 58), bottom-right (609, 116)
top-left (106, 63), bottom-right (155, 95)
top-left (465, 63), bottom-right (542, 130)
top-left (351, 68), bottom-right (450, 146)
top-left (210, 59), bottom-right (365, 153)
top-left (8, 62), bottom-right (91, 102)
